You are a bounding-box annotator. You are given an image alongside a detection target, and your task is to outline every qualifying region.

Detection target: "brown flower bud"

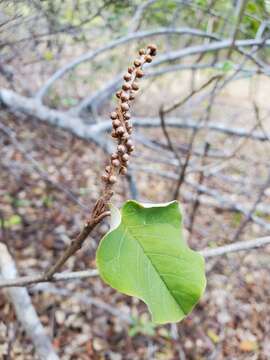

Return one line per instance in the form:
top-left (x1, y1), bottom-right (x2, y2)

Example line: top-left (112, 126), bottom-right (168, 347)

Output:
top-left (120, 92), bottom-right (129, 102)
top-left (124, 112), bottom-right (131, 120)
top-left (122, 133), bottom-right (130, 141)
top-left (112, 119), bottom-right (121, 128)
top-left (132, 82), bottom-right (139, 91)
top-left (139, 48), bottom-right (146, 55)
top-left (112, 159), bottom-right (120, 167)
top-left (116, 90), bottom-right (121, 98)
top-left (121, 103), bottom-right (129, 112)
top-left (123, 73), bottom-right (132, 81)
top-left (101, 174), bottom-right (109, 181)
top-left (116, 126), bottom-right (125, 135)
top-left (147, 44), bottom-right (157, 55)
top-left (145, 55), bottom-right (152, 63)
top-left (109, 175), bottom-right (117, 184)
top-left (126, 139), bottom-right (133, 148)
top-left (122, 153), bottom-right (129, 162)
top-left (111, 153), bottom-right (118, 159)
top-left (128, 66), bottom-right (134, 74)
top-left (129, 91), bottom-right (136, 100)
top-left (111, 131), bottom-right (117, 138)
top-left (105, 166), bottom-right (111, 173)
top-left (122, 83), bottom-right (131, 91)
top-left (129, 145), bottom-right (135, 152)
top-left (110, 111), bottom-right (118, 119)
top-left (117, 145), bottom-right (126, 153)
top-left (127, 125), bottom-right (133, 133)
top-left (134, 59), bottom-right (142, 67)
top-left (136, 69), bottom-right (144, 78)
top-left (120, 167), bottom-right (127, 175)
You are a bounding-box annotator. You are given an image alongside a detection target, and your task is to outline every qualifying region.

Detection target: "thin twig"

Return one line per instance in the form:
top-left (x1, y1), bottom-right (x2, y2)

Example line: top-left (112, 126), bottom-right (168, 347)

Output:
top-left (159, 75), bottom-right (222, 200)
top-left (0, 269), bottom-right (99, 288)
top-left (36, 27), bottom-right (219, 100)
top-left (162, 75), bottom-right (223, 115)
top-left (1, 236), bottom-right (270, 288)
top-left (188, 142), bottom-right (210, 235)
top-left (227, 0), bottom-right (247, 58)
top-left (44, 211), bottom-right (110, 279)
top-left (200, 236), bottom-right (270, 258)
top-left (173, 129), bottom-right (197, 200)
top-left (159, 105), bottom-right (181, 165)
top-left (1, 89), bottom-right (269, 142)
top-left (43, 45), bottom-right (157, 279)
top-left (232, 169), bottom-right (270, 241)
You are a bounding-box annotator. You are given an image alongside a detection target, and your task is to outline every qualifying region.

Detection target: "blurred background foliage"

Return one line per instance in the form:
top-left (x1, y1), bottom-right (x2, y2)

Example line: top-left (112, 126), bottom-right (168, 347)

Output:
top-left (1, 0), bottom-right (270, 107)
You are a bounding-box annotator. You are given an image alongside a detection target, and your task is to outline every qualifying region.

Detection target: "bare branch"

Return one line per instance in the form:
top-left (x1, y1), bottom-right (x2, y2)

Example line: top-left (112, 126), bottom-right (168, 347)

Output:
top-left (188, 142), bottom-right (210, 234)
top-left (128, 165), bottom-right (270, 229)
top-left (159, 74), bottom-right (222, 200)
top-left (131, 117), bottom-right (269, 141)
top-left (1, 237), bottom-right (270, 288)
top-left (73, 62), bottom-right (260, 117)
top-left (43, 46), bottom-right (156, 279)
top-left (201, 236), bottom-right (270, 258)
top-left (44, 211), bottom-right (110, 279)
top-left (129, 0), bottom-right (158, 32)
top-left (232, 169), bottom-right (270, 240)
top-left (36, 27), bottom-right (219, 101)
top-left (227, 0), bottom-right (248, 58)
top-left (0, 243), bottom-right (59, 360)
top-left (1, 89), bottom-right (268, 144)
top-left (0, 268), bottom-right (99, 288)
top-left (78, 38), bottom-right (270, 112)
top-left (162, 75), bottom-right (223, 114)
top-left (0, 88), bottom-right (110, 152)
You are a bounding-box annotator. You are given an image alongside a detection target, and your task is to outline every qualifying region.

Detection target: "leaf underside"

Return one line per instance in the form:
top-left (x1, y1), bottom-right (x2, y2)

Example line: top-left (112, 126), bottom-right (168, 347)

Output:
top-left (96, 200), bottom-right (206, 324)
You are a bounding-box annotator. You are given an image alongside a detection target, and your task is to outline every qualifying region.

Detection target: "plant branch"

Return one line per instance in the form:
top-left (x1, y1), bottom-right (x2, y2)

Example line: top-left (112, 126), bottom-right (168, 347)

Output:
top-left (36, 27), bottom-right (218, 100)
top-left (1, 88), bottom-right (267, 142)
top-left (44, 211), bottom-right (110, 279)
top-left (1, 236), bottom-right (269, 288)
top-left (200, 236), bottom-right (270, 258)
top-left (80, 38), bottom-right (270, 111)
top-left (188, 142), bottom-right (210, 234)
top-left (43, 45), bottom-right (157, 280)
top-left (0, 269), bottom-right (99, 288)
top-left (0, 243), bottom-right (59, 359)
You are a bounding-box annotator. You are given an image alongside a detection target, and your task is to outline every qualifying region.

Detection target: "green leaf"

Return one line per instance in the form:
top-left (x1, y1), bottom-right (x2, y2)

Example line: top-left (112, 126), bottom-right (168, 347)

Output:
top-left (128, 316), bottom-right (157, 337)
top-left (43, 50), bottom-right (54, 61)
top-left (221, 60), bottom-right (234, 72)
top-left (96, 200), bottom-right (206, 324)
top-left (3, 214), bottom-right (22, 228)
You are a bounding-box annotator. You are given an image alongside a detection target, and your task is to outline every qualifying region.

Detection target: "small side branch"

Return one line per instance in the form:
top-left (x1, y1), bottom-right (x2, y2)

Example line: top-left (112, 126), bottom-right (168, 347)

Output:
top-left (201, 236), bottom-right (270, 258)
top-left (0, 269), bottom-right (99, 288)
top-left (44, 210), bottom-right (110, 279)
top-left (0, 237), bottom-right (269, 289)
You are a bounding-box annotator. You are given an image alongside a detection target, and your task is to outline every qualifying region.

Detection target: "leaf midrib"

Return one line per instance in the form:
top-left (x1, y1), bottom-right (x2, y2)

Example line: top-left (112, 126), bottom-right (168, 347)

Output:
top-left (123, 220), bottom-right (186, 315)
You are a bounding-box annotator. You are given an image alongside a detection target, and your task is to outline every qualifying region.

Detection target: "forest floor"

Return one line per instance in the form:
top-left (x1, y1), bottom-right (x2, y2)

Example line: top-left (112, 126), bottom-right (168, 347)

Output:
top-left (0, 75), bottom-right (270, 359)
